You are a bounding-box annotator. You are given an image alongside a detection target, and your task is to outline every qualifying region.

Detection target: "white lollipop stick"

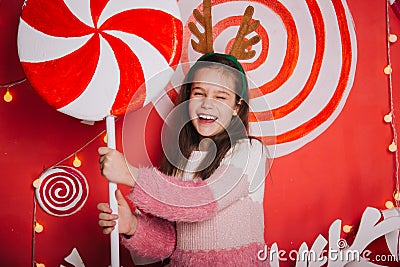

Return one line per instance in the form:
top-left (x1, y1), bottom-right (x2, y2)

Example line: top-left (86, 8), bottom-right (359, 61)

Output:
top-left (106, 115), bottom-right (120, 267)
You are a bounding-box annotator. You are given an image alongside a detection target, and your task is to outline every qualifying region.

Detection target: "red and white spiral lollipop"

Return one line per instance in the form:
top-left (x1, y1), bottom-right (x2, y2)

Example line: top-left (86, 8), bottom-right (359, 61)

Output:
top-left (18, 0), bottom-right (182, 121)
top-left (18, 1), bottom-right (183, 266)
top-left (167, 0), bottom-right (357, 158)
top-left (35, 166), bottom-right (89, 217)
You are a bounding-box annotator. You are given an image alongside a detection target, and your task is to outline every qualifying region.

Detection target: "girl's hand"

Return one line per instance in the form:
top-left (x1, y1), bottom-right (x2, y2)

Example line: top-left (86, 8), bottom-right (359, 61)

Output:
top-left (98, 147), bottom-right (136, 187)
top-left (97, 189), bottom-right (138, 235)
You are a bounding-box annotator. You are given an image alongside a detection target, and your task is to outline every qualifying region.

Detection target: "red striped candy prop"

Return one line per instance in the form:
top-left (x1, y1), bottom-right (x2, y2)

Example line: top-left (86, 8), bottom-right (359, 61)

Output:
top-left (169, 0), bottom-right (357, 158)
top-left (17, 0), bottom-right (183, 121)
top-left (35, 166), bottom-right (89, 217)
top-left (18, 1), bottom-right (183, 266)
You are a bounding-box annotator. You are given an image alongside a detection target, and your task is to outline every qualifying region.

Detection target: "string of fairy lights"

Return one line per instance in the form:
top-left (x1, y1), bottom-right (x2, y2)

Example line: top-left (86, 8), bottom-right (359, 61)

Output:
top-left (384, 0), bottom-right (400, 211)
top-left (0, 78), bottom-right (26, 102)
top-left (341, 0), bottom-right (400, 235)
top-left (385, 0), bottom-right (400, 259)
top-left (0, 79), bottom-right (110, 169)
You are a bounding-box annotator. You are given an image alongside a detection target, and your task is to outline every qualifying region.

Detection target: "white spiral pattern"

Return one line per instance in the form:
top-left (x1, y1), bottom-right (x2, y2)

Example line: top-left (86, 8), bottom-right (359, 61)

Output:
top-left (154, 0), bottom-right (357, 158)
top-left (35, 166), bottom-right (89, 217)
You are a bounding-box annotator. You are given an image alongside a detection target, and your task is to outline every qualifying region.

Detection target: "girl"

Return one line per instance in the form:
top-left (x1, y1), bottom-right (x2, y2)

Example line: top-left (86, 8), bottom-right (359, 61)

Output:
top-left (98, 53), bottom-right (270, 266)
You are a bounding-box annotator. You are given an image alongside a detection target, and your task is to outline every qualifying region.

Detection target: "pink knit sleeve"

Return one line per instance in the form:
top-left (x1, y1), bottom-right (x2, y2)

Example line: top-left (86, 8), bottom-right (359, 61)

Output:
top-left (127, 164), bottom-right (249, 222)
top-left (120, 213), bottom-right (176, 260)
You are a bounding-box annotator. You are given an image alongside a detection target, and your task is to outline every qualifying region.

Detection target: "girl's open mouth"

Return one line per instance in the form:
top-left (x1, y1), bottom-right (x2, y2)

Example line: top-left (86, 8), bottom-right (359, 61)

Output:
top-left (198, 114), bottom-right (218, 124)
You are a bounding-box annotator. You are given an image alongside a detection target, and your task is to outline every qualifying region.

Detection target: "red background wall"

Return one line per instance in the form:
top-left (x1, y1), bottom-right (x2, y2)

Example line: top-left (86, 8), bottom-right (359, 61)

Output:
top-left (1, 0), bottom-right (400, 266)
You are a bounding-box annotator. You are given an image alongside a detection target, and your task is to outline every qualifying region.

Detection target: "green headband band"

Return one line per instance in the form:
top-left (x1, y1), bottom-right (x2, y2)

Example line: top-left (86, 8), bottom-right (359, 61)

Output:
top-left (187, 53), bottom-right (247, 98)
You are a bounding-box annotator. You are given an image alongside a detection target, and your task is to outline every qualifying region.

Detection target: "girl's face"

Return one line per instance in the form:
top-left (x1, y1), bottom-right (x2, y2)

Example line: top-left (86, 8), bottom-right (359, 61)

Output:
top-left (188, 68), bottom-right (240, 137)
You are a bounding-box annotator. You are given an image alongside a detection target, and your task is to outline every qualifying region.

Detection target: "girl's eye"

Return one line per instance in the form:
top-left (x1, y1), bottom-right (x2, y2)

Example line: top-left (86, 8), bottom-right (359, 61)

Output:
top-left (193, 92), bottom-right (204, 96)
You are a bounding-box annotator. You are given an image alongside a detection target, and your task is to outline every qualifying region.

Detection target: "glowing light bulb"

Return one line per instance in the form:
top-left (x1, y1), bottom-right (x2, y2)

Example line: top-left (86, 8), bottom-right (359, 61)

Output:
top-left (103, 134), bottom-right (108, 144)
top-left (32, 179), bottom-right (41, 189)
top-left (388, 34), bottom-right (398, 43)
top-left (73, 154), bottom-right (82, 167)
top-left (385, 201), bottom-right (394, 209)
top-left (384, 113), bottom-right (393, 123)
top-left (384, 65), bottom-right (392, 75)
top-left (3, 89), bottom-right (12, 102)
top-left (389, 141), bottom-right (397, 152)
top-left (343, 225), bottom-right (352, 233)
top-left (36, 263), bottom-right (45, 267)
top-left (35, 222), bottom-right (44, 233)
top-left (394, 191), bottom-right (400, 201)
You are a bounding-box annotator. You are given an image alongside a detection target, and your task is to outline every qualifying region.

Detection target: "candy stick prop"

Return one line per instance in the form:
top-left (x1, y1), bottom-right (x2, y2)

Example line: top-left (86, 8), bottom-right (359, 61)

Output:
top-left (17, 0), bottom-right (182, 266)
top-left (106, 115), bottom-right (119, 267)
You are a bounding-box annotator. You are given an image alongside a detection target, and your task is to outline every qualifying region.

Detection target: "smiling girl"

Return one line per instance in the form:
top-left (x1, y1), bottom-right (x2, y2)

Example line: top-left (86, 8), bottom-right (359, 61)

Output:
top-left (98, 53), bottom-right (271, 266)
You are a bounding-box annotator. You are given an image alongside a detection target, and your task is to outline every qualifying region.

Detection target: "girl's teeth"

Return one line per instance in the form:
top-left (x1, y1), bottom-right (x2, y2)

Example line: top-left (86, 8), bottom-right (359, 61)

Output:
top-left (199, 114), bottom-right (216, 120)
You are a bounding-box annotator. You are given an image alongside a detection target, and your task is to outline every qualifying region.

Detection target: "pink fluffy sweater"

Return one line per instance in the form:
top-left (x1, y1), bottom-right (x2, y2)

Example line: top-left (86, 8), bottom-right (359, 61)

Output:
top-left (121, 139), bottom-right (270, 266)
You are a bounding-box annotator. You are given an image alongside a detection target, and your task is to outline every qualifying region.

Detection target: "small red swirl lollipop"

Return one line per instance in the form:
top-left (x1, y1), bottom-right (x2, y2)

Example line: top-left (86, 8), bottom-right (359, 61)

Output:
top-left (35, 166), bottom-right (89, 217)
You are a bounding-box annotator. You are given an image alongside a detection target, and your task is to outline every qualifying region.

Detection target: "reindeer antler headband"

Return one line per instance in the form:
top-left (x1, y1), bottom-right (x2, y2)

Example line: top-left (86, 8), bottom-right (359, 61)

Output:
top-left (188, 0), bottom-right (261, 97)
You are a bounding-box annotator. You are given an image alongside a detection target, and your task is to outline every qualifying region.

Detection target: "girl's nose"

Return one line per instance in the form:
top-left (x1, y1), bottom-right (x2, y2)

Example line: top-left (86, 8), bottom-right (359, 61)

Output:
top-left (201, 97), bottom-right (214, 109)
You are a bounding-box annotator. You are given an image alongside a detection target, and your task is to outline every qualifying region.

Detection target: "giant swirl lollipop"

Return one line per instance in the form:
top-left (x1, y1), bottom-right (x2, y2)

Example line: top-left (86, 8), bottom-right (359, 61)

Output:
top-left (17, 0), bottom-right (182, 266)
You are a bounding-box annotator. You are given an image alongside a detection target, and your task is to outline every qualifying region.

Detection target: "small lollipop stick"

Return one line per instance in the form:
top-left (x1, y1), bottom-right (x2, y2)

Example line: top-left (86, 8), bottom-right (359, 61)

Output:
top-left (106, 115), bottom-right (120, 267)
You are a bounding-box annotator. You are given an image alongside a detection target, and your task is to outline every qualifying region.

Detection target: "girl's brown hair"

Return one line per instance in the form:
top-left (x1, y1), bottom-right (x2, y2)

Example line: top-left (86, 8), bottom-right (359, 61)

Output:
top-left (159, 53), bottom-right (251, 180)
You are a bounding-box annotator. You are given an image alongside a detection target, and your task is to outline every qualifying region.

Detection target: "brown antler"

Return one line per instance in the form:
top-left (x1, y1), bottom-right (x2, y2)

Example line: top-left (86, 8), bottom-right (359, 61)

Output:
top-left (188, 0), bottom-right (214, 54)
top-left (229, 6), bottom-right (260, 60)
